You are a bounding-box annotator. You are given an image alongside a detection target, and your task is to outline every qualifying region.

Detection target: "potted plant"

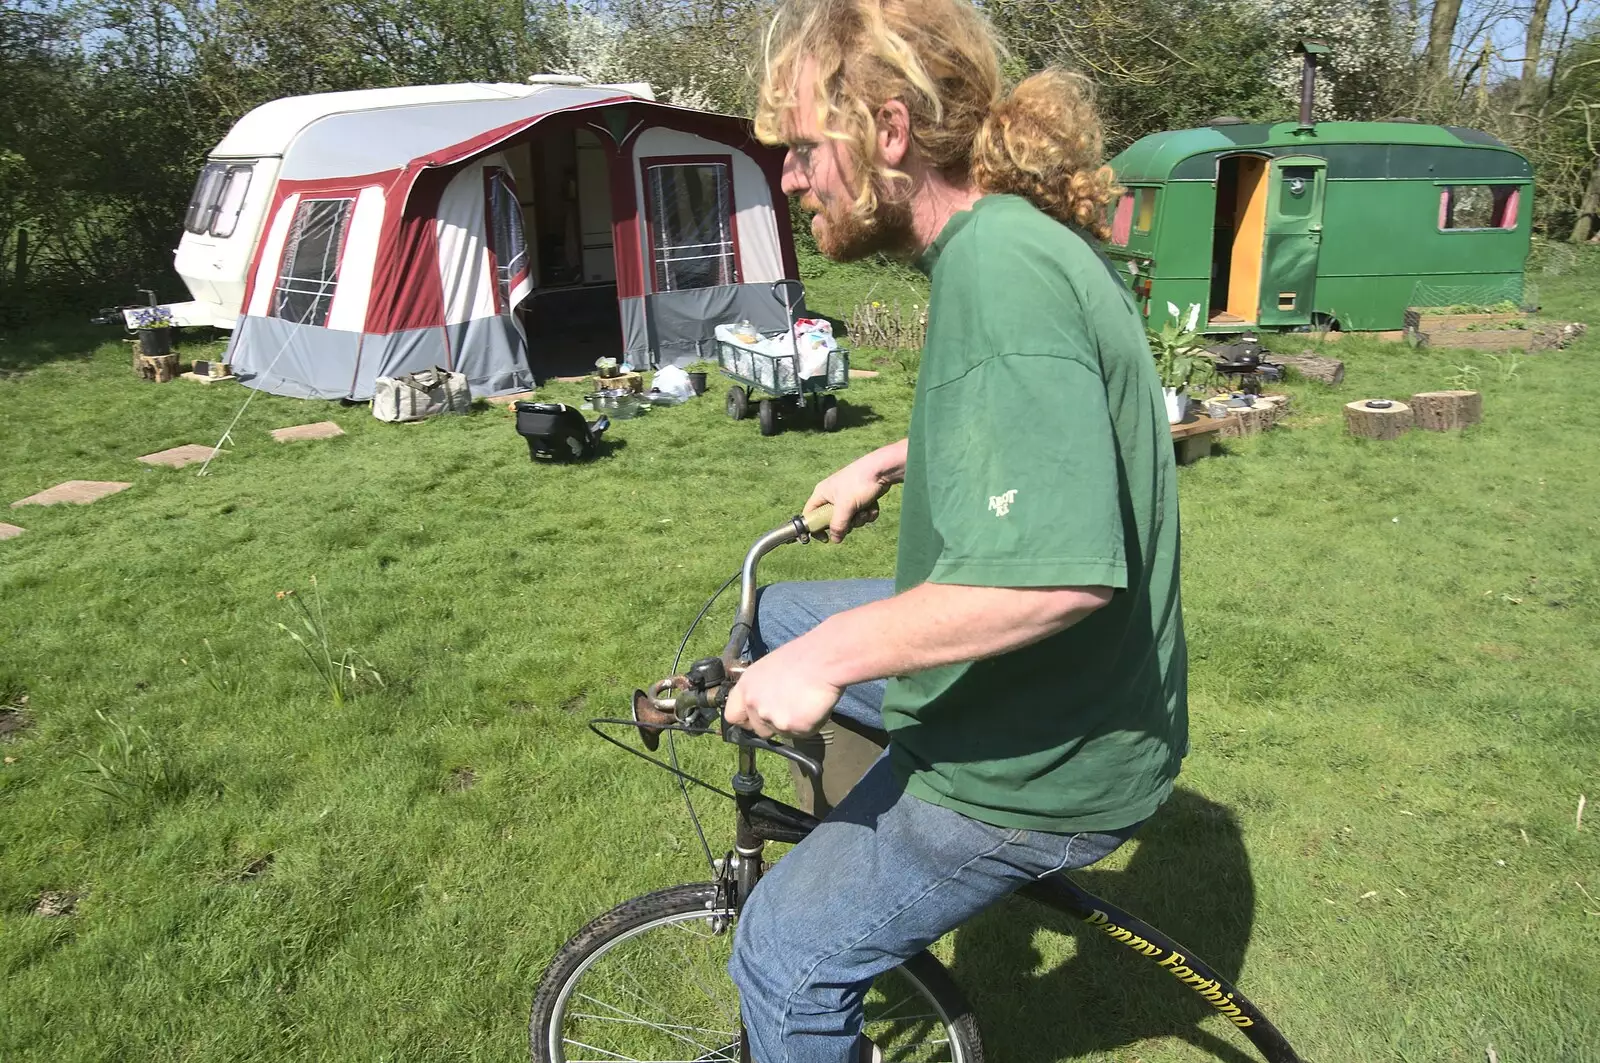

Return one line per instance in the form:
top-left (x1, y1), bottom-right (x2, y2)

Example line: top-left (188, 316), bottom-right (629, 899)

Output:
top-left (686, 359), bottom-right (718, 396)
top-left (132, 306), bottom-right (175, 357)
top-left (1148, 302), bottom-right (1208, 424)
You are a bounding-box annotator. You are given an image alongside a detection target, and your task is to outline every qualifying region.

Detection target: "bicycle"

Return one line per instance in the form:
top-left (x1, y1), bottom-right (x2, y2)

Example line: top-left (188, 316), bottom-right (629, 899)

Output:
top-left (529, 506), bottom-right (1306, 1063)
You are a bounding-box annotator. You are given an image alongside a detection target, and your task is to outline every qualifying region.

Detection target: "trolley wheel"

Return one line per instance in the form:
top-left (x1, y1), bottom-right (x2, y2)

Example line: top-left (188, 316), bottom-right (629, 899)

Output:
top-left (726, 386), bottom-right (749, 421)
top-left (819, 394), bottom-right (840, 432)
top-left (758, 398), bottom-right (779, 436)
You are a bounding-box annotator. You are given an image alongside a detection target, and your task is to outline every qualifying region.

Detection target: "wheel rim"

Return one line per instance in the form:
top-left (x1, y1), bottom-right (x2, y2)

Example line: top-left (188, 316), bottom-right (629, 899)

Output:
top-left (546, 905), bottom-right (967, 1063)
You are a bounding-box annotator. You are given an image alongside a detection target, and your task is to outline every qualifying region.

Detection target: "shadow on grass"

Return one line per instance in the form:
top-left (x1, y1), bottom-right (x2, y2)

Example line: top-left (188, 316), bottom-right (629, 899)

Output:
top-left (0, 321), bottom-right (228, 379)
top-left (834, 401), bottom-right (883, 430)
top-left (751, 399), bottom-right (883, 435)
top-left (949, 788), bottom-right (1266, 1063)
top-left (0, 321), bottom-right (108, 378)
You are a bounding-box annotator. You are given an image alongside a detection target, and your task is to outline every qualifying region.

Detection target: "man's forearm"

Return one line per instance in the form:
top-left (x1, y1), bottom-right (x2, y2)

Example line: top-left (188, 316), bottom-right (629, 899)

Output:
top-left (865, 438), bottom-right (909, 486)
top-left (797, 581), bottom-right (1112, 689)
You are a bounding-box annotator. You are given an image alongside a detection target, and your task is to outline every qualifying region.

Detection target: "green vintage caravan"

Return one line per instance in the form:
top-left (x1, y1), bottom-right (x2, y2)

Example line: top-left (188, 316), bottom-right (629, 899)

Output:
top-left (1104, 119), bottom-right (1534, 333)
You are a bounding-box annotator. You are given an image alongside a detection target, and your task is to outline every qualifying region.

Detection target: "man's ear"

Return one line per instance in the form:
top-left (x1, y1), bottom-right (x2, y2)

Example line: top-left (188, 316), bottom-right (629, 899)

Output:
top-left (877, 99), bottom-right (911, 169)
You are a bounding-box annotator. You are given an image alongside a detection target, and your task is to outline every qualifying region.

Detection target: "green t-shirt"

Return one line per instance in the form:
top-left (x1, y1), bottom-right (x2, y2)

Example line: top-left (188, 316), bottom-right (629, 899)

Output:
top-left (882, 194), bottom-right (1188, 834)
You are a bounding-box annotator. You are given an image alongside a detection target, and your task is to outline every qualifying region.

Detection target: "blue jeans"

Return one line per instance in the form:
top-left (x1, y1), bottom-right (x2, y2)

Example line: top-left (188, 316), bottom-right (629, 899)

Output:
top-left (731, 580), bottom-right (1141, 1063)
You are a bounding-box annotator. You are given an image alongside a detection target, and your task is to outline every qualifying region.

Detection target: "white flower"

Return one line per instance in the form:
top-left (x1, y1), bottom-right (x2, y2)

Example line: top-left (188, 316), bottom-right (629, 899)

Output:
top-left (1167, 301), bottom-right (1181, 322)
top-left (1184, 303), bottom-right (1202, 332)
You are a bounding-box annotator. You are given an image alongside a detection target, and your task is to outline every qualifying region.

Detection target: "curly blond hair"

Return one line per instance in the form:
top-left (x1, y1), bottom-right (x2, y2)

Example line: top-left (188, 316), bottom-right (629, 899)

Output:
top-left (755, 0), bottom-right (1121, 241)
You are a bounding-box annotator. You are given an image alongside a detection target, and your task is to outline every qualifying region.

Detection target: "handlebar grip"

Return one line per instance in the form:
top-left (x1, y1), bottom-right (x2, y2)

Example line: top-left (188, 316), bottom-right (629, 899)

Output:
top-left (803, 503), bottom-right (834, 536)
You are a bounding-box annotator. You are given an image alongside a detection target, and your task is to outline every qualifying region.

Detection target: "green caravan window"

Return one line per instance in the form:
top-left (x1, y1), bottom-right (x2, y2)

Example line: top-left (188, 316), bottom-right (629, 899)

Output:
top-left (1439, 184), bottom-right (1520, 231)
top-left (1110, 193), bottom-right (1134, 245)
top-left (1135, 188), bottom-right (1157, 233)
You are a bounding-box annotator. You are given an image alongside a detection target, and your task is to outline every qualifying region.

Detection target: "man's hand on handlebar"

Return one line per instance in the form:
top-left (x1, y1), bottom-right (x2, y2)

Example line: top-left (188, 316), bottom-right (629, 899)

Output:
top-left (804, 439), bottom-right (907, 544)
top-left (722, 639), bottom-right (844, 740)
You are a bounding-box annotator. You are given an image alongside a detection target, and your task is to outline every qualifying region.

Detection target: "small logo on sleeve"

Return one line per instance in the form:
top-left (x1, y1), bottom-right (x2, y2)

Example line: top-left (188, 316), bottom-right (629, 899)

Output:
top-left (988, 489), bottom-right (1017, 517)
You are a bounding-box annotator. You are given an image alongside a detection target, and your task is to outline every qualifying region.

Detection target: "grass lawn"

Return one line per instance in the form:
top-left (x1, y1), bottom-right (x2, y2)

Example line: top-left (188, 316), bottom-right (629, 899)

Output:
top-left (3, 247), bottom-right (1600, 1063)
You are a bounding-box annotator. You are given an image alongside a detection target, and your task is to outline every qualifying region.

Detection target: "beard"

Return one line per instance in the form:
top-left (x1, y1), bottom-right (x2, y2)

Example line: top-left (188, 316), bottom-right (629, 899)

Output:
top-left (807, 177), bottom-right (917, 262)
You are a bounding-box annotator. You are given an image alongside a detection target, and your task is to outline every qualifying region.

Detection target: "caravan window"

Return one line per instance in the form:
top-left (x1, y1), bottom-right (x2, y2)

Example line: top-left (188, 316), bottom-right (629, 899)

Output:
top-left (1439, 184), bottom-right (1519, 230)
top-left (646, 162), bottom-right (737, 292)
top-left (486, 169), bottom-right (530, 312)
top-left (271, 198), bottom-right (354, 327)
top-left (184, 163), bottom-right (229, 234)
top-left (183, 162), bottom-right (254, 237)
top-left (1135, 188), bottom-right (1157, 232)
top-left (1109, 193), bottom-right (1134, 246)
top-left (211, 166), bottom-right (254, 238)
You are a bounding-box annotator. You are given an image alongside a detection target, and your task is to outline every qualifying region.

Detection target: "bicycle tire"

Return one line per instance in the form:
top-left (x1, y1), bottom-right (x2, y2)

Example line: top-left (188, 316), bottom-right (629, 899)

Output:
top-left (530, 882), bottom-right (984, 1063)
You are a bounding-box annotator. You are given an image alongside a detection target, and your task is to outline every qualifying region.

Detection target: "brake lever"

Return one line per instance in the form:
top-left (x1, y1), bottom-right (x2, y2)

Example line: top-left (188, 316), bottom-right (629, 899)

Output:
top-left (723, 723), bottom-right (824, 785)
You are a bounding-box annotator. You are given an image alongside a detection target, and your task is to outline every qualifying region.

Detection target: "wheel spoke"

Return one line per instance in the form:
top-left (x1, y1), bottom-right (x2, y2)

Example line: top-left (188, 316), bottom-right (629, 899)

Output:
top-left (542, 899), bottom-right (967, 1063)
top-left (570, 1011), bottom-right (735, 1039)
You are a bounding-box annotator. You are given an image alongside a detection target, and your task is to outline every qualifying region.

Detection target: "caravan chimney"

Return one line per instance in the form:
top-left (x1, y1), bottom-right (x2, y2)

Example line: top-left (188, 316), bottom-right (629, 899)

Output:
top-left (1295, 39), bottom-right (1330, 129)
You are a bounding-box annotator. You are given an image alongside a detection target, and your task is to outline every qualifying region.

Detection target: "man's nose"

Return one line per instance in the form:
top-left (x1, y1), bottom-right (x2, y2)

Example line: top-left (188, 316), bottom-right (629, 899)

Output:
top-left (780, 151), bottom-right (808, 197)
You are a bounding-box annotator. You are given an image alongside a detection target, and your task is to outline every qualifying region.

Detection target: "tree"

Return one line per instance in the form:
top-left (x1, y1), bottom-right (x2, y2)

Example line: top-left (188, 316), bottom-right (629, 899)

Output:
top-left (1426, 0), bottom-right (1465, 84)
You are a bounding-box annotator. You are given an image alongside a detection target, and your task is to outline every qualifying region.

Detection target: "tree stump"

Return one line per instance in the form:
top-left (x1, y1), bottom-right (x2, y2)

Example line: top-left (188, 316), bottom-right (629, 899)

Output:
top-left (1344, 399), bottom-right (1412, 440)
top-left (1208, 396), bottom-right (1282, 437)
top-left (1409, 390), bottom-right (1482, 431)
top-left (137, 354), bottom-right (179, 383)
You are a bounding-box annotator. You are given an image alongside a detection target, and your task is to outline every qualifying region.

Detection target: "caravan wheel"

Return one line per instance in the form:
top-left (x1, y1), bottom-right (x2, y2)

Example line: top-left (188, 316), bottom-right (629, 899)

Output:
top-left (726, 387), bottom-right (749, 421)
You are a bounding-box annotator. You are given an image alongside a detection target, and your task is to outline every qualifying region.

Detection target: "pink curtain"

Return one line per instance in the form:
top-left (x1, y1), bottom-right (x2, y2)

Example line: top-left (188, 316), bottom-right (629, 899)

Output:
top-left (1111, 193), bottom-right (1134, 245)
top-left (1497, 188), bottom-right (1520, 229)
top-left (1438, 188), bottom-right (1451, 229)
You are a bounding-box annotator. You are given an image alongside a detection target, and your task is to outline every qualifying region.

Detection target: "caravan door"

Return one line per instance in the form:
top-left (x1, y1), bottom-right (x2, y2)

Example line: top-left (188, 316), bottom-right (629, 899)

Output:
top-left (1256, 155), bottom-right (1325, 327)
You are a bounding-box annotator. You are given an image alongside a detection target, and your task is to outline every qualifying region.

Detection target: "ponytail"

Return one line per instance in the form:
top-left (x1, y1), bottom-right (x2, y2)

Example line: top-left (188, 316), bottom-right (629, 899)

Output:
top-left (972, 69), bottom-right (1122, 242)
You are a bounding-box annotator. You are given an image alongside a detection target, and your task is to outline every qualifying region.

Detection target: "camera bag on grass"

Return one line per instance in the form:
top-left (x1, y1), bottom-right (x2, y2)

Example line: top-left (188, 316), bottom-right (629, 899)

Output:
top-left (372, 367), bottom-right (472, 422)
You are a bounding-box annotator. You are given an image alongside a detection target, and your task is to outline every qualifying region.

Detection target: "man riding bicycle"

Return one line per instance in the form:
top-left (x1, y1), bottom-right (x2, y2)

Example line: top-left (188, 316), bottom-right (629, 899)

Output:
top-left (721, 0), bottom-right (1189, 1059)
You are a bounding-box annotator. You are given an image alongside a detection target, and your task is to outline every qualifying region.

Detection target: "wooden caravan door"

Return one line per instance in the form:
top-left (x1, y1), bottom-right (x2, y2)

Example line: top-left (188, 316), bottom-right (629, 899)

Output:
top-left (1224, 156), bottom-right (1269, 323)
top-left (1257, 155), bottom-right (1326, 327)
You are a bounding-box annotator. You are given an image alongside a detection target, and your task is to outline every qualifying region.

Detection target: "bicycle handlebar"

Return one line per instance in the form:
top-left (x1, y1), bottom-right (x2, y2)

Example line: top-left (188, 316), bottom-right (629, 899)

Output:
top-left (631, 503), bottom-right (837, 760)
top-left (722, 503), bottom-right (834, 664)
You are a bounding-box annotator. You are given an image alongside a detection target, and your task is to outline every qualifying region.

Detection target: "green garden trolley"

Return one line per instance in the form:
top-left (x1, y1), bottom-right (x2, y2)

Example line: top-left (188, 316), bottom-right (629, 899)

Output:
top-left (717, 279), bottom-right (850, 436)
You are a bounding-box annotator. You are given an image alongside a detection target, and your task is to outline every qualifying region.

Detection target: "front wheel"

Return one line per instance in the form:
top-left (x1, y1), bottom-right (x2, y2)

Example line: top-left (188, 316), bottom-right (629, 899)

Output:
top-left (530, 882), bottom-right (983, 1063)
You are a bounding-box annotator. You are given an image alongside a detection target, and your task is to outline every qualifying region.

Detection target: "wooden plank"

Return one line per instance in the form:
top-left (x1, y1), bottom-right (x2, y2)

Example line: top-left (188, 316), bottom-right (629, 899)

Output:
top-left (1417, 329), bottom-right (1530, 352)
top-left (1170, 417), bottom-right (1226, 441)
top-left (1404, 310), bottom-right (1522, 333)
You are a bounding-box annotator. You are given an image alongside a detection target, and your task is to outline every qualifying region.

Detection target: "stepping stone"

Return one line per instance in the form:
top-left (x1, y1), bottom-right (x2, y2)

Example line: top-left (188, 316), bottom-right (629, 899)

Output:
top-left (271, 421), bottom-right (345, 443)
top-left (0, 523), bottom-right (24, 540)
top-left (11, 481), bottom-right (132, 508)
top-left (138, 444), bottom-right (219, 469)
top-left (178, 371), bottom-right (236, 385)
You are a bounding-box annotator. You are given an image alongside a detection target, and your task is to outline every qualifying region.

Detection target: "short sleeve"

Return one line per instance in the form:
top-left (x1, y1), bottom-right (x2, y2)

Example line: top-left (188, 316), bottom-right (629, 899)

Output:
top-left (921, 353), bottom-right (1128, 590)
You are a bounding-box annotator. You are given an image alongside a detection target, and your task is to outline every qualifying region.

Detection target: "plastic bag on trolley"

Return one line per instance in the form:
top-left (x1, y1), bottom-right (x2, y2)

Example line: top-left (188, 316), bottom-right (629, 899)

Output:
top-left (791, 319), bottom-right (837, 380)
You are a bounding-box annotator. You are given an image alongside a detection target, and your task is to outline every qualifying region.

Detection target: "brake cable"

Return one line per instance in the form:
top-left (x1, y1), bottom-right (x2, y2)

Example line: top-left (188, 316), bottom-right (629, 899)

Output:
top-left (586, 719), bottom-right (735, 801)
top-left (668, 568), bottom-right (742, 876)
